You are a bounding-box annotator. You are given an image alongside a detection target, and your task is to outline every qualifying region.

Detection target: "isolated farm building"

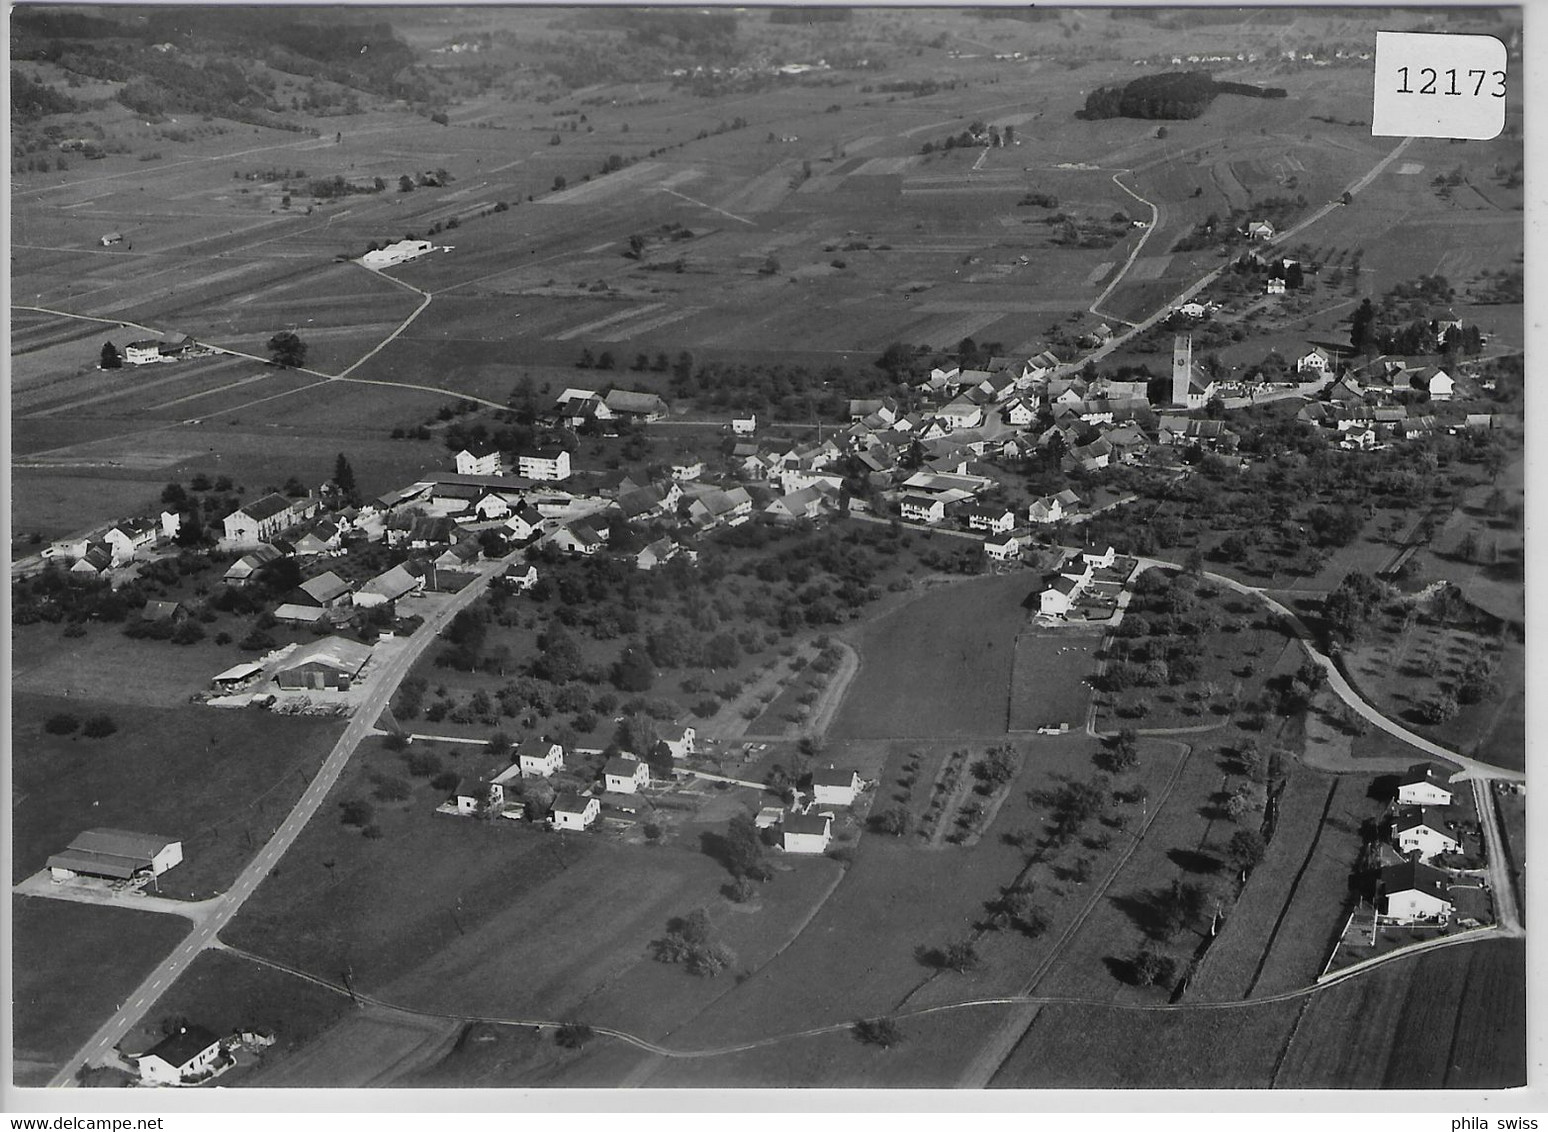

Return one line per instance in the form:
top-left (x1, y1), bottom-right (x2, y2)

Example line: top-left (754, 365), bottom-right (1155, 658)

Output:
top-left (1177, 301), bottom-right (1208, 319)
top-left (604, 389), bottom-right (668, 422)
top-left (1411, 366), bottom-right (1454, 401)
top-left (731, 413), bottom-right (758, 436)
top-left (603, 755), bottom-right (650, 794)
top-left (123, 339), bottom-right (165, 366)
top-left (503, 503), bottom-right (545, 542)
top-left (636, 537), bottom-right (679, 572)
top-left (140, 599), bottom-right (184, 624)
top-left (984, 532), bottom-right (1021, 563)
top-left (221, 546), bottom-right (284, 586)
top-left (549, 792), bottom-right (600, 831)
top-left (1245, 219), bottom-right (1276, 241)
top-left (271, 636), bottom-right (373, 691)
top-left (136, 1025), bottom-right (224, 1086)
top-left (501, 563), bottom-right (539, 592)
top-left (47, 828), bottom-right (183, 883)
top-left (223, 493), bottom-right (315, 546)
top-left (100, 231), bottom-right (124, 246)
top-left (446, 778), bottom-right (504, 817)
top-left (1377, 860), bottom-right (1453, 923)
top-left (360, 239), bottom-right (433, 270)
top-left (781, 812), bottom-right (833, 854)
top-left (517, 739), bottom-right (564, 778)
top-left (812, 768), bottom-right (862, 807)
top-left (157, 334), bottom-right (197, 360)
top-left (1396, 764), bottom-right (1454, 807)
top-left (454, 444), bottom-right (503, 477)
top-left (657, 723), bottom-right (696, 759)
top-left (516, 446), bottom-right (572, 482)
top-left (1391, 808), bottom-right (1461, 861)
top-left (966, 504), bottom-right (1017, 534)
top-left (354, 562), bottom-right (426, 609)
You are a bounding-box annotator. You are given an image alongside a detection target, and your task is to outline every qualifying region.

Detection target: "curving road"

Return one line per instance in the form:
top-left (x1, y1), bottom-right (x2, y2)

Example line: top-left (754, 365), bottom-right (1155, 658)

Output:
top-left (46, 547), bottom-right (525, 1087)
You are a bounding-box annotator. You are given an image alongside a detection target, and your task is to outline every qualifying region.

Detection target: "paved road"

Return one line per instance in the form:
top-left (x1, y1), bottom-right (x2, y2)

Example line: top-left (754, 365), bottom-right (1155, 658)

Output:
top-left (47, 548), bottom-right (523, 1087)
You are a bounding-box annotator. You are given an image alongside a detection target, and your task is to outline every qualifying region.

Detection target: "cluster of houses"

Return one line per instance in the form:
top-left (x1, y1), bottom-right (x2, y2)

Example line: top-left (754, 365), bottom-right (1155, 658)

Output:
top-left (43, 512), bottom-right (181, 577)
top-left (1374, 764), bottom-right (1474, 925)
top-left (1296, 355), bottom-right (1459, 451)
top-left (101, 334), bottom-right (209, 367)
top-left (1035, 544), bottom-right (1133, 619)
top-left (437, 727), bottom-right (697, 832)
top-left (754, 765), bottom-right (867, 855)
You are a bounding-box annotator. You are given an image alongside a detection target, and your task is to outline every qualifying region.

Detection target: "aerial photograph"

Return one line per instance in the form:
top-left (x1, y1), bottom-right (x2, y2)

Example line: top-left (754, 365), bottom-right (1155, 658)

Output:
top-left (8, 2), bottom-right (1527, 1098)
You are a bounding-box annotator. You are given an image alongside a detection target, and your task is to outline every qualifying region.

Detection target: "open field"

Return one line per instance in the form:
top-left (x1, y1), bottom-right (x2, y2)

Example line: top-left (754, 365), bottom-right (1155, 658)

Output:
top-left (1275, 937), bottom-right (1525, 1089)
top-left (12, 898), bottom-right (192, 1086)
top-left (12, 693), bottom-right (343, 897)
top-left (1007, 628), bottom-right (1099, 732)
top-left (828, 572), bottom-right (1034, 740)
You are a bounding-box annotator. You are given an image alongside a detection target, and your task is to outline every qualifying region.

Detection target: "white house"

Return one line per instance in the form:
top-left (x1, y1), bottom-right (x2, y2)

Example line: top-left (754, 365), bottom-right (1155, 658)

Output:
top-left (354, 563), bottom-right (425, 609)
top-left (549, 792), bottom-right (600, 831)
top-left (1003, 397), bottom-right (1037, 427)
top-left (1392, 809), bottom-right (1461, 861)
top-left (1396, 764), bottom-right (1454, 807)
top-left (966, 505), bottom-right (1016, 535)
top-left (503, 503), bottom-right (544, 542)
top-left (811, 767), bottom-right (862, 807)
top-left (1413, 366), bottom-right (1454, 402)
top-left (136, 1025), bottom-right (224, 1086)
top-left (454, 446), bottom-right (503, 477)
top-left (360, 239), bottom-right (433, 270)
top-left (1296, 347), bottom-right (1333, 375)
top-left (1082, 545), bottom-right (1116, 570)
top-left (501, 563), bottom-right (539, 592)
top-left (1245, 219), bottom-right (1275, 241)
top-left (781, 812), bottom-right (832, 854)
top-left (900, 494), bottom-right (946, 525)
top-left (731, 413), bottom-right (758, 436)
top-left (1378, 860), bottom-right (1453, 923)
top-left (1039, 574), bottom-right (1082, 617)
top-left (517, 739), bottom-right (564, 778)
top-left (517, 447), bottom-right (572, 482)
top-left (657, 723), bottom-right (696, 760)
top-left (984, 532), bottom-right (1021, 562)
top-left (124, 339), bottom-right (165, 366)
top-left (222, 493), bottom-right (315, 546)
top-left (603, 755), bottom-right (650, 794)
top-left (447, 778), bottom-right (504, 816)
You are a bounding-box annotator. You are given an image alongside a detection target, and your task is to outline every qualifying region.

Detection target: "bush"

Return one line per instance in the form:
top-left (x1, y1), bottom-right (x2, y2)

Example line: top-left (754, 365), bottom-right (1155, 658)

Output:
top-left (82, 714), bottom-right (117, 738)
top-left (372, 776), bottom-right (412, 802)
top-left (404, 751), bottom-right (443, 778)
top-left (339, 799), bottom-right (374, 827)
top-left (853, 1016), bottom-right (904, 1048)
top-left (45, 713), bottom-right (80, 735)
top-left (555, 1022), bottom-right (594, 1049)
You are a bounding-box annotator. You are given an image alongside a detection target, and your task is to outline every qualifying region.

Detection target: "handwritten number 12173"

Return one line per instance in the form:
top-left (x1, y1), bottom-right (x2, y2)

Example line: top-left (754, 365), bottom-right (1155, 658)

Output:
top-left (1396, 67), bottom-right (1506, 97)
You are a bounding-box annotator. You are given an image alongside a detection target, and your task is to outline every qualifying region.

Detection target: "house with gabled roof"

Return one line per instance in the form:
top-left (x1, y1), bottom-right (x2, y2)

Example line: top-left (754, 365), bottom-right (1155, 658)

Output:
top-left (454, 444), bottom-right (503, 477)
top-left (781, 811), bottom-right (832, 854)
top-left (766, 484), bottom-right (836, 523)
top-left (811, 767), bottom-right (862, 807)
top-left (604, 388), bottom-right (668, 422)
top-left (517, 739), bottom-right (564, 778)
top-left (136, 1025), bottom-right (224, 1086)
top-left (1411, 366), bottom-right (1454, 402)
top-left (657, 723), bottom-right (696, 759)
top-left (1391, 808), bottom-right (1461, 861)
top-left (503, 503), bottom-right (545, 542)
top-left (900, 494), bottom-right (946, 525)
top-left (984, 531), bottom-right (1022, 562)
top-left (1396, 764), bottom-right (1454, 807)
top-left (272, 636), bottom-right (373, 690)
top-left (405, 515), bottom-right (457, 550)
top-left (1063, 437), bottom-right (1112, 473)
top-left (48, 828), bottom-right (182, 882)
top-left (445, 777), bottom-right (504, 817)
top-left (549, 792), bottom-right (600, 831)
top-left (966, 504), bottom-right (1016, 534)
top-left (222, 493), bottom-right (316, 547)
top-left (517, 446), bottom-right (572, 482)
top-left (603, 755), bottom-right (650, 794)
top-left (731, 412), bottom-right (758, 436)
top-left (296, 570), bottom-right (353, 609)
top-left (1377, 860), bottom-right (1453, 923)
top-left (636, 537), bottom-right (679, 571)
top-left (550, 522), bottom-right (605, 556)
top-left (1296, 346), bottom-right (1334, 375)
top-left (355, 562), bottom-right (426, 608)
top-left (289, 519), bottom-right (342, 557)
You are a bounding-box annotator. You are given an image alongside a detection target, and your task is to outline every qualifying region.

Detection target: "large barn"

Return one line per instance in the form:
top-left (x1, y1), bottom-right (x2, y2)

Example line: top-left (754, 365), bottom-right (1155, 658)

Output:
top-left (272, 636), bottom-right (374, 690)
top-left (47, 828), bottom-right (183, 883)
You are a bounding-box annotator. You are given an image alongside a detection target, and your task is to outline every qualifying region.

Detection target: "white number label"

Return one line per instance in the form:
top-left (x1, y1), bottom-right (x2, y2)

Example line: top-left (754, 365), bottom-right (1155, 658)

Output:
top-left (1373, 31), bottom-right (1507, 139)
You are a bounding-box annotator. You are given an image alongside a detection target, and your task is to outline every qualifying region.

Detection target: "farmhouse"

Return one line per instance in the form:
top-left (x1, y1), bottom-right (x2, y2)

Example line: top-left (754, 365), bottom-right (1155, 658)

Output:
top-left (604, 389), bottom-right (668, 422)
top-left (636, 537), bottom-right (680, 571)
top-left (549, 522), bottom-right (605, 556)
top-left (1377, 860), bottom-right (1453, 923)
top-left (504, 503), bottom-right (545, 542)
top-left (445, 778), bottom-right (503, 816)
top-left (104, 517), bottom-right (159, 563)
top-left (222, 493), bottom-right (316, 547)
top-left (811, 767), bottom-right (862, 807)
top-left (354, 562), bottom-right (426, 608)
top-left (271, 636), bottom-right (373, 690)
top-left (1028, 490), bottom-right (1079, 525)
top-left (48, 828), bottom-right (183, 883)
top-left (289, 519), bottom-right (342, 557)
top-left (731, 413), bottom-right (758, 436)
top-left (1396, 764), bottom-right (1454, 807)
top-left (549, 792), bottom-right (600, 831)
top-left (1411, 366), bottom-right (1454, 401)
top-left (516, 446), bottom-right (572, 482)
top-left (123, 340), bottom-right (165, 366)
top-left (70, 545), bottom-right (113, 577)
top-left (296, 570), bottom-right (353, 610)
top-left (136, 1025), bottom-right (224, 1086)
top-left (1296, 347), bottom-right (1334, 375)
top-left (603, 755), bottom-right (650, 794)
top-left (1245, 219), bottom-right (1276, 240)
top-left (781, 812), bottom-right (833, 854)
top-left (360, 239), bottom-right (433, 269)
top-left (517, 739), bottom-right (564, 778)
top-left (1392, 808), bottom-right (1461, 861)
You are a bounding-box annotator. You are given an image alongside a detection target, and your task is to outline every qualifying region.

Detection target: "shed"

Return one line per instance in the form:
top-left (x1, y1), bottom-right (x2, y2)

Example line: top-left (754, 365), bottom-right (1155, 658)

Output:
top-left (48, 828), bottom-right (183, 882)
top-left (272, 636), bottom-right (373, 690)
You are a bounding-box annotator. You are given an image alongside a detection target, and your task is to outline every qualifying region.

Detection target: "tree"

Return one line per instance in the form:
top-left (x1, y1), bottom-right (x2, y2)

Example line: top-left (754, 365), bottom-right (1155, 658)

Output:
top-left (333, 453), bottom-right (358, 504)
top-left (398, 174), bottom-right (415, 192)
top-left (1349, 297), bottom-right (1378, 355)
top-left (853, 1017), bottom-right (904, 1049)
top-left (939, 938), bottom-right (982, 973)
top-left (82, 713), bottom-right (117, 738)
top-left (1132, 946), bottom-right (1178, 988)
top-left (267, 331), bottom-right (308, 369)
top-left (1227, 828), bottom-right (1266, 875)
top-left (720, 812), bottom-right (768, 879)
top-left (100, 341), bottom-right (122, 369)
top-left (612, 643), bottom-right (655, 693)
top-left (554, 1023), bottom-right (593, 1049)
top-left (870, 805), bottom-right (914, 837)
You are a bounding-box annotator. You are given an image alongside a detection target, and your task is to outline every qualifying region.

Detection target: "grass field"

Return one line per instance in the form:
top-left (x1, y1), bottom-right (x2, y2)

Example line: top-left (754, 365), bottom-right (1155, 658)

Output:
top-left (12, 898), bottom-right (192, 1085)
top-left (828, 573), bottom-right (1034, 740)
top-left (1007, 628), bottom-right (1098, 732)
top-left (1275, 937), bottom-right (1525, 1089)
top-left (12, 693), bottom-right (343, 897)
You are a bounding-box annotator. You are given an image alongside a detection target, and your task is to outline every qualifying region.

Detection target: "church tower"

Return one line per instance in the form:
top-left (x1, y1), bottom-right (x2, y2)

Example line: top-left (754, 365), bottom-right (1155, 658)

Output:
top-left (1172, 333), bottom-right (1193, 407)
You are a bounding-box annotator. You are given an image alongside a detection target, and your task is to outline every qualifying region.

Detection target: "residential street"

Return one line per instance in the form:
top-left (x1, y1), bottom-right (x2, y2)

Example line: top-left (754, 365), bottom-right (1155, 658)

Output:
top-left (46, 547), bottom-right (524, 1087)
